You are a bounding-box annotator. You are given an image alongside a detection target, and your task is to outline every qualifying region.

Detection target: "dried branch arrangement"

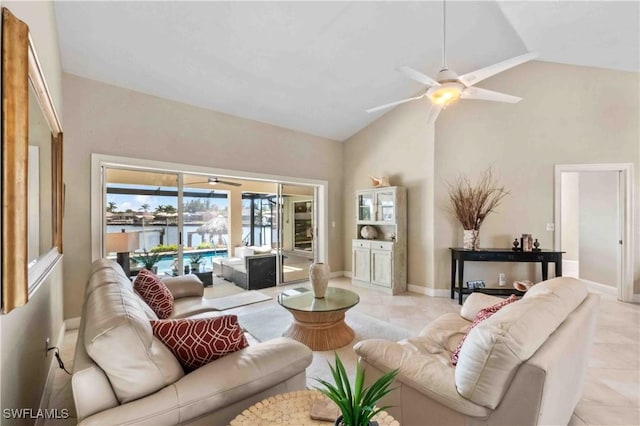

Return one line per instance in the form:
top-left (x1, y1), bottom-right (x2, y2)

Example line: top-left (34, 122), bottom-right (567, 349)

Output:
top-left (447, 168), bottom-right (509, 230)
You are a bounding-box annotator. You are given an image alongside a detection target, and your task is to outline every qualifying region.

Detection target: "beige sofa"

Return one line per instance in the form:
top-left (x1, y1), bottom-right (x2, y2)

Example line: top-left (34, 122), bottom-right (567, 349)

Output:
top-left (72, 259), bottom-right (312, 425)
top-left (355, 277), bottom-right (599, 426)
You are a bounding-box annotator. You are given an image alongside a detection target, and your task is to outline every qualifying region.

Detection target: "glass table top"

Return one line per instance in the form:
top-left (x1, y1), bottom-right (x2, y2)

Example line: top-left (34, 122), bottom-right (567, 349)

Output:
top-left (277, 287), bottom-right (359, 312)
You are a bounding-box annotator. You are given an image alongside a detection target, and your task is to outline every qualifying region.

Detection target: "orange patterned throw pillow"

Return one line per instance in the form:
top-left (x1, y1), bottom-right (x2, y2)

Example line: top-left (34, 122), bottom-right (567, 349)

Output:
top-left (451, 294), bottom-right (518, 366)
top-left (150, 316), bottom-right (248, 372)
top-left (133, 269), bottom-right (174, 319)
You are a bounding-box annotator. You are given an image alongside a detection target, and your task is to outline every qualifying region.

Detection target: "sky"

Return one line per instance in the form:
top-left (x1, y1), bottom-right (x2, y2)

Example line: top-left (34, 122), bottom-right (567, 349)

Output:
top-left (106, 184), bottom-right (228, 212)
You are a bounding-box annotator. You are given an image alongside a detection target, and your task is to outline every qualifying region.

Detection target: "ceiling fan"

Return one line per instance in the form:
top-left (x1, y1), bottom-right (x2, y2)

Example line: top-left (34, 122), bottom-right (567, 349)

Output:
top-left (366, 0), bottom-right (538, 124)
top-left (187, 177), bottom-right (242, 187)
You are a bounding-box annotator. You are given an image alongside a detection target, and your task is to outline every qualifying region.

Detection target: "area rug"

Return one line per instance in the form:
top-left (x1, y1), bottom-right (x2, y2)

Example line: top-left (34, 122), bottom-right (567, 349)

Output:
top-left (203, 280), bottom-right (246, 299)
top-left (207, 291), bottom-right (272, 310)
top-left (238, 306), bottom-right (411, 386)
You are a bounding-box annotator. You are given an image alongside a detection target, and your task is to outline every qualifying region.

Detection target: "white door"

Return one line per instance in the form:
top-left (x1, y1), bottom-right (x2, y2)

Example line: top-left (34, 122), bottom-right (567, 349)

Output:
top-left (352, 246), bottom-right (371, 282)
top-left (371, 249), bottom-right (392, 287)
top-left (556, 164), bottom-right (631, 301)
top-left (375, 189), bottom-right (396, 223)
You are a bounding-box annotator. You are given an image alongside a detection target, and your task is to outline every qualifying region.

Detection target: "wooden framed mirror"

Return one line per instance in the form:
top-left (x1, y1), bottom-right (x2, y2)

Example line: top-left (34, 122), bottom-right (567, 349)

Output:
top-left (2, 8), bottom-right (63, 313)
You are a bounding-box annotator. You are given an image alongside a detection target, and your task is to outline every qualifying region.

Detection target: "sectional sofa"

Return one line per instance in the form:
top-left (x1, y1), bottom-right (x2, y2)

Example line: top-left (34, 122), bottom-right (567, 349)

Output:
top-left (72, 259), bottom-right (312, 425)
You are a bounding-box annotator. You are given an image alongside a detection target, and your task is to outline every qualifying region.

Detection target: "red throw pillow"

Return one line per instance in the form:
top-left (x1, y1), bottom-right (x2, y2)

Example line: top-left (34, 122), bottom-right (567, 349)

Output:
top-left (151, 316), bottom-right (248, 372)
top-left (451, 295), bottom-right (518, 366)
top-left (133, 269), bottom-right (174, 319)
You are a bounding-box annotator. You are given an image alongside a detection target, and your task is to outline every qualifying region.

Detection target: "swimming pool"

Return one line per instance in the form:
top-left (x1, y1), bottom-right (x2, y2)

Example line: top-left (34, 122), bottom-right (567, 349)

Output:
top-left (131, 249), bottom-right (228, 276)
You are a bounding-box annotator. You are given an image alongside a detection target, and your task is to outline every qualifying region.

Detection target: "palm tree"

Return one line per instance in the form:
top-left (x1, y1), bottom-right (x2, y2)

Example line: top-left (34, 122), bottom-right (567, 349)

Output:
top-left (106, 201), bottom-right (117, 213)
top-left (139, 203), bottom-right (151, 213)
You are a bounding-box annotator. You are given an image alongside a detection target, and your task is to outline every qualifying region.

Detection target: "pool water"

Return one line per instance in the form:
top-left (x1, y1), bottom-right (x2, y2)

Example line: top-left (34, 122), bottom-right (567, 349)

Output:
top-left (133, 249), bottom-right (228, 276)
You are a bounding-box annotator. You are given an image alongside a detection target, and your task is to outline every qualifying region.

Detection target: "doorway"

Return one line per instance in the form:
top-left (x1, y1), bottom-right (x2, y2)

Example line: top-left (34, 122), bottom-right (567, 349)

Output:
top-left (277, 184), bottom-right (316, 284)
top-left (555, 163), bottom-right (634, 302)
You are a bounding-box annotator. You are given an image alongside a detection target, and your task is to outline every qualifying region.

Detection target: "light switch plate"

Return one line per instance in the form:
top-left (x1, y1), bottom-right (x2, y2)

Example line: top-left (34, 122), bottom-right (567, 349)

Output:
top-left (546, 223), bottom-right (555, 231)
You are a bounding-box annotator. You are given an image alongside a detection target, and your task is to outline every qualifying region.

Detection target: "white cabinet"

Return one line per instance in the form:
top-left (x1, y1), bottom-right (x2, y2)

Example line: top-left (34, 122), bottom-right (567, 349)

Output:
top-left (352, 186), bottom-right (406, 295)
top-left (356, 188), bottom-right (397, 223)
top-left (371, 246), bottom-right (393, 287)
top-left (352, 243), bottom-right (371, 282)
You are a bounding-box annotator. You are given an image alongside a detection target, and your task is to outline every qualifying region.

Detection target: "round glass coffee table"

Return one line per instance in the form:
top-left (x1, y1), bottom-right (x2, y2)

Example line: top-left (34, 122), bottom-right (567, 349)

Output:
top-left (277, 287), bottom-right (359, 351)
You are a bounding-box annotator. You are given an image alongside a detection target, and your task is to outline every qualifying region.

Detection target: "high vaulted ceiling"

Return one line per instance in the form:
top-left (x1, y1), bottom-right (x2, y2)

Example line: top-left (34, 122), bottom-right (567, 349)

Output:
top-left (54, 1), bottom-right (639, 141)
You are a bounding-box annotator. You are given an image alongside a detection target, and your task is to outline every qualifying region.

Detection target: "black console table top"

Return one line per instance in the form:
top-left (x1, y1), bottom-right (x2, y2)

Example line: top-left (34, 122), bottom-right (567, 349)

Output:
top-left (449, 248), bottom-right (564, 305)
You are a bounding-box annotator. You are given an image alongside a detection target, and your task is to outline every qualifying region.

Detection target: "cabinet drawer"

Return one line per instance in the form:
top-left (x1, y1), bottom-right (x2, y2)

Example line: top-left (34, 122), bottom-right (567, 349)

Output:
top-left (372, 242), bottom-right (393, 251)
top-left (352, 240), bottom-right (371, 249)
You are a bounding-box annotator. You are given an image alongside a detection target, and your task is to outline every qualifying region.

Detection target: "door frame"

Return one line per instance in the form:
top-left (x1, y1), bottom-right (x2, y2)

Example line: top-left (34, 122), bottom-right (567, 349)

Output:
top-left (554, 163), bottom-right (634, 302)
top-left (91, 154), bottom-right (329, 269)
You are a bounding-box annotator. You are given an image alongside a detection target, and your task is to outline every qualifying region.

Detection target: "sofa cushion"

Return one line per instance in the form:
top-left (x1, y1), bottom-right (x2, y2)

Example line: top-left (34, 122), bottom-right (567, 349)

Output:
top-left (134, 269), bottom-right (174, 319)
top-left (234, 247), bottom-right (255, 259)
top-left (454, 277), bottom-right (588, 409)
top-left (354, 329), bottom-right (490, 418)
top-left (451, 295), bottom-right (517, 365)
top-left (171, 297), bottom-right (220, 319)
top-left (161, 274), bottom-right (204, 299)
top-left (134, 290), bottom-right (159, 320)
top-left (151, 316), bottom-right (248, 372)
top-left (83, 277), bottom-right (184, 403)
top-left (459, 292), bottom-right (505, 321)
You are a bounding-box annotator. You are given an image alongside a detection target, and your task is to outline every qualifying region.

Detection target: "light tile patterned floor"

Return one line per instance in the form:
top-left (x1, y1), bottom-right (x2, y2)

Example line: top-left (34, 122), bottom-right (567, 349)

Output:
top-left (47, 278), bottom-right (639, 425)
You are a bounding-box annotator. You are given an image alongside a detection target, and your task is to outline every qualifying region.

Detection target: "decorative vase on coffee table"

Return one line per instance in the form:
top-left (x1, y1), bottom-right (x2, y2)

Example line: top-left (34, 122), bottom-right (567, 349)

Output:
top-left (310, 262), bottom-right (330, 298)
top-left (463, 229), bottom-right (480, 250)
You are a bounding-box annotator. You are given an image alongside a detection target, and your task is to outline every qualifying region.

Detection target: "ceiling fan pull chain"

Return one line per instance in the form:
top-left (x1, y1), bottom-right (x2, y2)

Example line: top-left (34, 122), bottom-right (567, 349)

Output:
top-left (442, 0), bottom-right (447, 70)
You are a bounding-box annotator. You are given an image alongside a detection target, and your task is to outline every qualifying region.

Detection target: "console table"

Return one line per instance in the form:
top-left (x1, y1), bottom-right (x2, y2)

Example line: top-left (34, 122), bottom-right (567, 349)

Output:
top-left (450, 248), bottom-right (564, 305)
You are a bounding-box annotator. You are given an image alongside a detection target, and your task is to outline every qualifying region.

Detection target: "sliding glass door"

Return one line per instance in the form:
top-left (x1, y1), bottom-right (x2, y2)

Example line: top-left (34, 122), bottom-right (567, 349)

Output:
top-left (104, 168), bottom-right (182, 277)
top-left (103, 168), bottom-right (230, 278)
top-left (278, 184), bottom-right (316, 284)
top-left (100, 163), bottom-right (321, 287)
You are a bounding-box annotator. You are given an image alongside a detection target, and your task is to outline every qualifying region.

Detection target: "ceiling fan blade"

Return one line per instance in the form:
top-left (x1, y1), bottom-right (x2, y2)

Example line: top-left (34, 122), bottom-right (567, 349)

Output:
top-left (208, 177), bottom-right (241, 187)
top-left (458, 51), bottom-right (539, 87)
top-left (366, 93), bottom-right (426, 113)
top-left (426, 104), bottom-right (442, 125)
top-left (397, 66), bottom-right (440, 87)
top-left (216, 179), bottom-right (242, 187)
top-left (461, 87), bottom-right (522, 104)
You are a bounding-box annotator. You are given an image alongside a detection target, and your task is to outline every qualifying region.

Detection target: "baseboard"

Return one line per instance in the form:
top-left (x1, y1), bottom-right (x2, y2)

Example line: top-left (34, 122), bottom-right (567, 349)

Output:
top-left (36, 322), bottom-right (66, 426)
top-left (342, 271), bottom-right (352, 278)
top-left (562, 259), bottom-right (579, 278)
top-left (330, 271), bottom-right (347, 278)
top-left (407, 284), bottom-right (449, 297)
top-left (64, 317), bottom-right (81, 330)
top-left (581, 279), bottom-right (617, 296)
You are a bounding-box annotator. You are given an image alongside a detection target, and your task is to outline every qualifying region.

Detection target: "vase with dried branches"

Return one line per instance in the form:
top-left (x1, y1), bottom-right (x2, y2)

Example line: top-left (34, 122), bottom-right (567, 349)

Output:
top-left (447, 168), bottom-right (509, 250)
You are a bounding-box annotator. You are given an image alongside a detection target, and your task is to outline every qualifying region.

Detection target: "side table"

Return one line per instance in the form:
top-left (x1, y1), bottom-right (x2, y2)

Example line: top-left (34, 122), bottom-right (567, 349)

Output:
top-left (277, 287), bottom-right (359, 351)
top-left (229, 390), bottom-right (398, 426)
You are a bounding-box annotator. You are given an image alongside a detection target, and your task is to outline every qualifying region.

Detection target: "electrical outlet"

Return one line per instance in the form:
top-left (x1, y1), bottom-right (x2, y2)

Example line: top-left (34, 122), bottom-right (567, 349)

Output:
top-left (546, 223), bottom-right (555, 231)
top-left (45, 337), bottom-right (50, 356)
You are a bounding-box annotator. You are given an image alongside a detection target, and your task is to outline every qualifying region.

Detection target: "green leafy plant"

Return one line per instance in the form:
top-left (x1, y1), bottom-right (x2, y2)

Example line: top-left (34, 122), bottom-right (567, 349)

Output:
top-left (137, 250), bottom-right (161, 270)
top-left (189, 253), bottom-right (204, 264)
top-left (196, 242), bottom-right (214, 249)
top-left (150, 244), bottom-right (179, 253)
top-left (314, 353), bottom-right (398, 426)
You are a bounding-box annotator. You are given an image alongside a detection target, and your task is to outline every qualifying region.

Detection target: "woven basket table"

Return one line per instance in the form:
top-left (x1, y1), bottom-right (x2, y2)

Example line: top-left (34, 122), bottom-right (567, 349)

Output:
top-left (229, 390), bottom-right (399, 426)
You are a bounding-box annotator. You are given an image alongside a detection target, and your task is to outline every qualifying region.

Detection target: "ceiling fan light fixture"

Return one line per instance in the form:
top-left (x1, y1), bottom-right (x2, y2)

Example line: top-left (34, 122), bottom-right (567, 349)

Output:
top-left (427, 83), bottom-right (462, 106)
top-left (207, 178), bottom-right (218, 186)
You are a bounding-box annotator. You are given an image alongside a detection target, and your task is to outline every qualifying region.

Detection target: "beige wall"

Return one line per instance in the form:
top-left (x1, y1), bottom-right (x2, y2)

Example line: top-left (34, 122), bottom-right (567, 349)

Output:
top-left (62, 74), bottom-right (344, 319)
top-left (579, 171), bottom-right (619, 287)
top-left (344, 61), bottom-right (639, 294)
top-left (0, 0), bottom-right (65, 418)
top-left (343, 98), bottom-right (435, 288)
top-left (434, 61), bottom-right (639, 291)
